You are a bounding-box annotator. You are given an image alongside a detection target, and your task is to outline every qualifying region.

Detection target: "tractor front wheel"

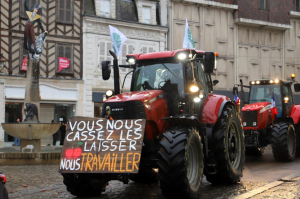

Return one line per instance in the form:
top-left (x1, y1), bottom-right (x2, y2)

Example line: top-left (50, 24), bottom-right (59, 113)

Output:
top-left (158, 127), bottom-right (204, 199)
top-left (271, 122), bottom-right (296, 162)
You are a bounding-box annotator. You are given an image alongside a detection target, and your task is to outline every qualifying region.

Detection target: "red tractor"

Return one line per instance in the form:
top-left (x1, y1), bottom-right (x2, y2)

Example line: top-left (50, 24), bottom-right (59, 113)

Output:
top-left (239, 78), bottom-right (300, 161)
top-left (62, 49), bottom-right (245, 198)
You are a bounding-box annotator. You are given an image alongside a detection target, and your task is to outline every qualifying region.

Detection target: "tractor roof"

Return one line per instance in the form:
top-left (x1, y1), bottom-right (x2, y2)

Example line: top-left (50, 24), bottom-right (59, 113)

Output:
top-left (126, 49), bottom-right (205, 60)
top-left (249, 79), bottom-right (293, 85)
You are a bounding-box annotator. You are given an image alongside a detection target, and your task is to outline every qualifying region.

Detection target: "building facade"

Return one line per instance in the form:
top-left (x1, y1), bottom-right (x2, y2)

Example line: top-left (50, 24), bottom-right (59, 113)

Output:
top-left (0, 0), bottom-right (84, 146)
top-left (168, 0), bottom-right (300, 100)
top-left (82, 0), bottom-right (168, 117)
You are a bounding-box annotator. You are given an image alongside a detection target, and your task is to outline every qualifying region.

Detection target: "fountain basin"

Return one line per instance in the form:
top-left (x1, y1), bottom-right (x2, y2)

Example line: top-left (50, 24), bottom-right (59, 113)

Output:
top-left (1, 123), bottom-right (60, 139)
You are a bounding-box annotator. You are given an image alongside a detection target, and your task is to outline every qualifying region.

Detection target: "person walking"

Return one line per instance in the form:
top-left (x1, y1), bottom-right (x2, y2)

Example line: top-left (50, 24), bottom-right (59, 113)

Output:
top-left (52, 120), bottom-right (59, 146)
top-left (59, 121), bottom-right (66, 145)
top-left (13, 118), bottom-right (21, 146)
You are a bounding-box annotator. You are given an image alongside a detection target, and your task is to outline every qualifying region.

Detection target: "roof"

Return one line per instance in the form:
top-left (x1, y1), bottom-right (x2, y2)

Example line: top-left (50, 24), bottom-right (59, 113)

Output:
top-left (249, 79), bottom-right (293, 85)
top-left (127, 49), bottom-right (206, 60)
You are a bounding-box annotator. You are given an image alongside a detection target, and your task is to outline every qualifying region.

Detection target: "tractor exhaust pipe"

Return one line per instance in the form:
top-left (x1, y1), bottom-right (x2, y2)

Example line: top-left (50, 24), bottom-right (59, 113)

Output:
top-left (109, 50), bottom-right (120, 95)
top-left (240, 79), bottom-right (245, 108)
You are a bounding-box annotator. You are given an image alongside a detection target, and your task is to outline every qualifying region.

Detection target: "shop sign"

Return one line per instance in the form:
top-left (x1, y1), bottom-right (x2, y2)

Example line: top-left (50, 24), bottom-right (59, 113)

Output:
top-left (58, 57), bottom-right (70, 72)
top-left (21, 57), bottom-right (28, 71)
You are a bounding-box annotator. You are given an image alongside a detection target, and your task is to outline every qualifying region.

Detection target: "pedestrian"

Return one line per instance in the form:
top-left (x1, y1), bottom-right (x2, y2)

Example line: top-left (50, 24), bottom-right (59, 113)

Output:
top-left (13, 118), bottom-right (21, 146)
top-left (52, 120), bottom-right (59, 146)
top-left (59, 121), bottom-right (66, 145)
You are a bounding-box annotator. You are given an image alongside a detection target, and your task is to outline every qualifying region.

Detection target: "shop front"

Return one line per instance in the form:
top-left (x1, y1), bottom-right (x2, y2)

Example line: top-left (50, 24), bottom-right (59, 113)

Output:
top-left (1, 83), bottom-right (79, 146)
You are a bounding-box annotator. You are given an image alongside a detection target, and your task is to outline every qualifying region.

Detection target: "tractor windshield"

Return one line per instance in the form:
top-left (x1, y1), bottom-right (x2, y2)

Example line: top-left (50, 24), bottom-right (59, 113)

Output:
top-left (132, 63), bottom-right (185, 98)
top-left (249, 84), bottom-right (281, 106)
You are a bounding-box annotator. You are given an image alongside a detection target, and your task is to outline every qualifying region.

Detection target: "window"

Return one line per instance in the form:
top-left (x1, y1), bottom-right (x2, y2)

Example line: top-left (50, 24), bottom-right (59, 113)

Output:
top-left (100, 0), bottom-right (110, 18)
top-left (259, 0), bottom-right (269, 10)
top-left (56, 43), bottom-right (73, 75)
top-left (20, 0), bottom-right (40, 18)
top-left (19, 39), bottom-right (27, 73)
top-left (295, 0), bottom-right (300, 12)
top-left (116, 0), bottom-right (138, 22)
top-left (193, 60), bottom-right (210, 96)
top-left (98, 40), bottom-right (134, 74)
top-left (57, 0), bottom-right (73, 23)
top-left (142, 6), bottom-right (151, 24)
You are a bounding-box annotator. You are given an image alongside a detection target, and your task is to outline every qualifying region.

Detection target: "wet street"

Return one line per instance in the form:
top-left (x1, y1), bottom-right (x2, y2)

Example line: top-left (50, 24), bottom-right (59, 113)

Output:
top-left (2, 146), bottom-right (300, 199)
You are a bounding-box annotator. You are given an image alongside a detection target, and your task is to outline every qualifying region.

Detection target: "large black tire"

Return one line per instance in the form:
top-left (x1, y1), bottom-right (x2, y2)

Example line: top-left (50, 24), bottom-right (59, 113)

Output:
top-left (129, 167), bottom-right (158, 184)
top-left (62, 173), bottom-right (108, 197)
top-left (296, 125), bottom-right (300, 157)
top-left (205, 105), bottom-right (245, 184)
top-left (0, 183), bottom-right (8, 199)
top-left (271, 122), bottom-right (296, 162)
top-left (158, 127), bottom-right (204, 199)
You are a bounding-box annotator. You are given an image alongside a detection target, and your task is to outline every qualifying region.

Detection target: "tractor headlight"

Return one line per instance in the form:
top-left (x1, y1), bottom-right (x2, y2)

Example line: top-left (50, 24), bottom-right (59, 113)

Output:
top-left (190, 85), bottom-right (199, 93)
top-left (253, 122), bottom-right (257, 126)
top-left (243, 122), bottom-right (247, 127)
top-left (256, 81), bottom-right (260, 84)
top-left (274, 79), bottom-right (279, 83)
top-left (106, 90), bottom-right (114, 97)
top-left (177, 53), bottom-right (187, 60)
top-left (127, 58), bottom-right (136, 64)
top-left (251, 81), bottom-right (255, 85)
top-left (194, 97), bottom-right (201, 102)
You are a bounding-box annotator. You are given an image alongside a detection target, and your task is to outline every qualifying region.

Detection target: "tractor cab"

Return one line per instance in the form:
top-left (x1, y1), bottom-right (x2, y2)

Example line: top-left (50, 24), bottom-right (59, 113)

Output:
top-left (103, 49), bottom-right (218, 118)
top-left (248, 79), bottom-right (294, 118)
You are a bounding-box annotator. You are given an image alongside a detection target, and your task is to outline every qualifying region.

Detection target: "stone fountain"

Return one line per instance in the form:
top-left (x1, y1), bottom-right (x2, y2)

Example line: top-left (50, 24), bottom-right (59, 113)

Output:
top-left (1, 32), bottom-right (60, 152)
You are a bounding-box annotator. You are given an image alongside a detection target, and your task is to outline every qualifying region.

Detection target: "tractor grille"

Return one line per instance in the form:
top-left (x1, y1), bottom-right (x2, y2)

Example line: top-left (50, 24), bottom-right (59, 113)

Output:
top-left (242, 110), bottom-right (258, 127)
top-left (101, 101), bottom-right (146, 119)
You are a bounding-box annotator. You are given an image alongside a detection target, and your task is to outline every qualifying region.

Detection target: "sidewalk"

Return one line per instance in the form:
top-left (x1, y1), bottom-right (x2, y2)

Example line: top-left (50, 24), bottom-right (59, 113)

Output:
top-left (0, 142), bottom-right (63, 153)
top-left (0, 145), bottom-right (63, 153)
top-left (0, 142), bottom-right (63, 165)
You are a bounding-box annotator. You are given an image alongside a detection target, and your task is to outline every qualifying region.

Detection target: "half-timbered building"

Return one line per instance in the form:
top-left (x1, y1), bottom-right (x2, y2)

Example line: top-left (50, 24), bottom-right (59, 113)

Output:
top-left (0, 0), bottom-right (83, 146)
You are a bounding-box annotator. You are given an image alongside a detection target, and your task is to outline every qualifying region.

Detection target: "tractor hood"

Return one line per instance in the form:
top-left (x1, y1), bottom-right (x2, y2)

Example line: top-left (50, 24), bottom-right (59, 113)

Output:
top-left (242, 102), bottom-right (272, 112)
top-left (105, 90), bottom-right (164, 103)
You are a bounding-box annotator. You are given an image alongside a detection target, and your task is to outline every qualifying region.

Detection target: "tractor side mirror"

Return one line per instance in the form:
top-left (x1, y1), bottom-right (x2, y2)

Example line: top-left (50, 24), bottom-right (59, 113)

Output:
top-left (233, 86), bottom-right (238, 95)
top-left (102, 61), bottom-right (111, 80)
top-left (213, 80), bottom-right (219, 86)
top-left (204, 52), bottom-right (215, 73)
top-left (294, 83), bottom-right (300, 92)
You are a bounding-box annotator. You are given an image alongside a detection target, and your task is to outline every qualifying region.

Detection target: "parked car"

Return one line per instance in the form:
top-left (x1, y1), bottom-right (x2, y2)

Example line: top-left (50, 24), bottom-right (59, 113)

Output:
top-left (0, 171), bottom-right (8, 199)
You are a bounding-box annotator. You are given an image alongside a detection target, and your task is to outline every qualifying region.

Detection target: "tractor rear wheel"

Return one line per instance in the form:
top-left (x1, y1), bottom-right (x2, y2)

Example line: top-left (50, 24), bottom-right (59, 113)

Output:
top-left (158, 127), bottom-right (204, 199)
top-left (271, 122), bottom-right (296, 162)
top-left (62, 173), bottom-right (107, 197)
top-left (205, 105), bottom-right (244, 184)
top-left (296, 125), bottom-right (300, 157)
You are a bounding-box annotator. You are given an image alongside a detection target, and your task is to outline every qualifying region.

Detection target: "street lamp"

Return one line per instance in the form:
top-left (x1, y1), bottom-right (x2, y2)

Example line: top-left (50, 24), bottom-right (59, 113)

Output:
top-left (0, 54), bottom-right (7, 72)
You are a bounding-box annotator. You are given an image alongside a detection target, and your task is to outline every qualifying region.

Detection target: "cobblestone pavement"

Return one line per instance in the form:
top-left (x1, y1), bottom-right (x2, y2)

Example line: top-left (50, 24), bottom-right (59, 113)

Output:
top-left (0, 164), bottom-right (266, 199)
top-left (1, 164), bottom-right (299, 199)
